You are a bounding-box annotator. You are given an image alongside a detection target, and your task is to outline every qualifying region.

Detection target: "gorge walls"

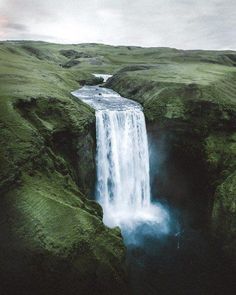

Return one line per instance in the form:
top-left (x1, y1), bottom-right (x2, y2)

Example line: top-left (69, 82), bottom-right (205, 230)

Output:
top-left (105, 65), bottom-right (236, 263)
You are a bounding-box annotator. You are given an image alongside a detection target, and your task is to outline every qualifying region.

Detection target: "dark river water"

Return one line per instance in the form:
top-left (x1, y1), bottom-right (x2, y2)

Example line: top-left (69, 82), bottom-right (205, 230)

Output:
top-left (124, 219), bottom-right (236, 295)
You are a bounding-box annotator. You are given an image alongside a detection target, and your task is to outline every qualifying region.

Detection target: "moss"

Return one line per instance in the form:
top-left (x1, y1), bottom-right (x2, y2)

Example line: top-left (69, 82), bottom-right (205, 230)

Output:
top-left (107, 62), bottom-right (236, 259)
top-left (7, 172), bottom-right (121, 256)
top-left (0, 41), bottom-right (129, 294)
top-left (205, 133), bottom-right (236, 178)
top-left (1, 171), bottom-right (127, 294)
top-left (212, 172), bottom-right (236, 263)
top-left (165, 98), bottom-right (186, 119)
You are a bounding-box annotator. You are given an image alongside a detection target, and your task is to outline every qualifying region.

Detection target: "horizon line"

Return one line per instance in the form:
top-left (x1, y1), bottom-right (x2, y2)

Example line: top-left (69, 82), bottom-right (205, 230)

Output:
top-left (0, 39), bottom-right (236, 52)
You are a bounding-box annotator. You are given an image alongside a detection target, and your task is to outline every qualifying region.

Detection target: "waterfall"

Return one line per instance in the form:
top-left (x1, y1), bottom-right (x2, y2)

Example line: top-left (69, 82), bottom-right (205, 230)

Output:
top-left (72, 81), bottom-right (169, 230)
top-left (96, 109), bottom-right (151, 227)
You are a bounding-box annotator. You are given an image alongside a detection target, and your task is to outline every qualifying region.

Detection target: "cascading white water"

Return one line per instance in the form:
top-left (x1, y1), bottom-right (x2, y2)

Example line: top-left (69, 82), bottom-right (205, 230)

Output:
top-left (96, 108), bottom-right (152, 227)
top-left (72, 78), bottom-right (169, 231)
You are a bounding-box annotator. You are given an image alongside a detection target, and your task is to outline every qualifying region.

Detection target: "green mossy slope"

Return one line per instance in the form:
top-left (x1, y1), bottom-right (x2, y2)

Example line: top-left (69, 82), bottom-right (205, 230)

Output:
top-left (106, 61), bottom-right (236, 261)
top-left (0, 41), bottom-right (127, 294)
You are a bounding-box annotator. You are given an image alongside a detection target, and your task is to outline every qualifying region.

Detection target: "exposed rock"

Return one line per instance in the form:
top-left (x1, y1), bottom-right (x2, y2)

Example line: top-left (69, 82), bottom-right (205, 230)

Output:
top-left (60, 49), bottom-right (93, 59)
top-left (78, 76), bottom-right (104, 86)
top-left (61, 59), bottom-right (80, 68)
top-left (60, 49), bottom-right (81, 59)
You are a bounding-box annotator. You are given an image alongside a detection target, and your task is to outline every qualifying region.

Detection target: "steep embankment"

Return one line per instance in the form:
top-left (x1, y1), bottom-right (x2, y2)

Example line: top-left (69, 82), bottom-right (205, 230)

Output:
top-left (106, 61), bottom-right (236, 262)
top-left (0, 42), bottom-right (127, 295)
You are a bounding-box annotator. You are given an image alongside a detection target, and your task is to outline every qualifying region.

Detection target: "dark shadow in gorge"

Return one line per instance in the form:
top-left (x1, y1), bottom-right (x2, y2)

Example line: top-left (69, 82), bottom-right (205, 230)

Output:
top-left (123, 126), bottom-right (236, 295)
top-left (148, 126), bottom-right (213, 229)
top-left (124, 219), bottom-right (236, 295)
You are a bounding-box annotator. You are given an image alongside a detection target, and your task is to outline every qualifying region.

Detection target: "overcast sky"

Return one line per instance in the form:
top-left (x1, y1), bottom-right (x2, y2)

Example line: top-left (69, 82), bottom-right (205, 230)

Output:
top-left (0, 0), bottom-right (235, 49)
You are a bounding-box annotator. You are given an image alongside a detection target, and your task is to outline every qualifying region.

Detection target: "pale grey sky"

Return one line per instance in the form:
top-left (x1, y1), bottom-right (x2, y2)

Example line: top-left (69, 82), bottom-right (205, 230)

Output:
top-left (0, 0), bottom-right (235, 49)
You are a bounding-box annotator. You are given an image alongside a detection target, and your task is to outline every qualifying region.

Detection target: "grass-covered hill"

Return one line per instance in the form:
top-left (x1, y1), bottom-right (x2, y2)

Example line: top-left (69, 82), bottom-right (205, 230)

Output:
top-left (106, 56), bottom-right (236, 265)
top-left (0, 41), bottom-right (130, 295)
top-left (0, 40), bottom-right (236, 294)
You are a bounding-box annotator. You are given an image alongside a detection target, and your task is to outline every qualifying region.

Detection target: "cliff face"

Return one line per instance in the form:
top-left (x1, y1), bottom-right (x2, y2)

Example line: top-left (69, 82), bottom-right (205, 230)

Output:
top-left (106, 62), bottom-right (236, 261)
top-left (0, 42), bottom-right (127, 294)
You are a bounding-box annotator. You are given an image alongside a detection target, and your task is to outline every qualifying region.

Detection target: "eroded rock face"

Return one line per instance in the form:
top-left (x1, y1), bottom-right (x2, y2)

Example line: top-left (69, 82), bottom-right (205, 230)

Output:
top-left (106, 64), bottom-right (236, 261)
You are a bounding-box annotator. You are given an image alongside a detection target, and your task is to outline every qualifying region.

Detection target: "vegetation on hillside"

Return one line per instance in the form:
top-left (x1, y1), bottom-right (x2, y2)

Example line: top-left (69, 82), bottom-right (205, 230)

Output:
top-left (106, 58), bottom-right (236, 263)
top-left (0, 40), bottom-right (236, 293)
